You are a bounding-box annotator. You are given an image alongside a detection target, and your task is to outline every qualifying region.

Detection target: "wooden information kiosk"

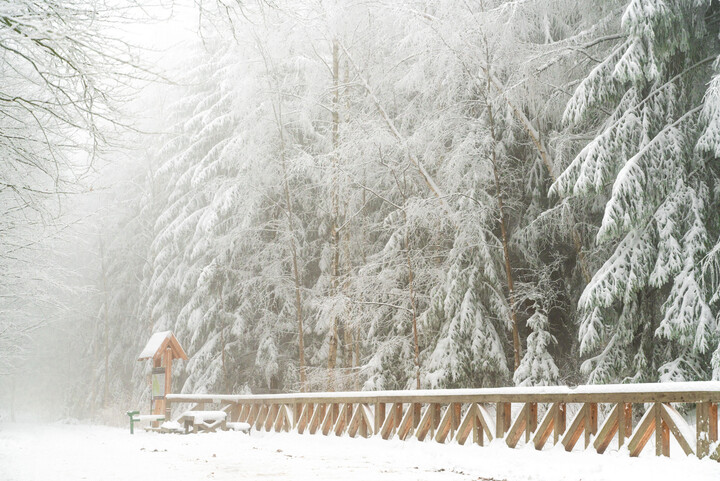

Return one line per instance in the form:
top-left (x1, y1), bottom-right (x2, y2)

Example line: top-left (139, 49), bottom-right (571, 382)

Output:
top-left (138, 331), bottom-right (188, 420)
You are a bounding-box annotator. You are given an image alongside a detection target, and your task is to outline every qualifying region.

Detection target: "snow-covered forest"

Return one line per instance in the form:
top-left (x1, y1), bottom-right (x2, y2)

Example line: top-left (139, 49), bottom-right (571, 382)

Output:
top-left (2, 0), bottom-right (720, 421)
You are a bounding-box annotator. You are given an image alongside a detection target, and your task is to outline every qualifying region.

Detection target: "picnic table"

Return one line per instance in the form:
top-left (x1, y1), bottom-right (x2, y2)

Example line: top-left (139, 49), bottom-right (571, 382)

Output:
top-left (179, 410), bottom-right (227, 433)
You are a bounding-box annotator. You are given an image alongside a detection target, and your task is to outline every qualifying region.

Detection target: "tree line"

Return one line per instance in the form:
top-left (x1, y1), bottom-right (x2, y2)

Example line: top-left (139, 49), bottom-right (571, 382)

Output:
top-left (2, 1), bottom-right (720, 419)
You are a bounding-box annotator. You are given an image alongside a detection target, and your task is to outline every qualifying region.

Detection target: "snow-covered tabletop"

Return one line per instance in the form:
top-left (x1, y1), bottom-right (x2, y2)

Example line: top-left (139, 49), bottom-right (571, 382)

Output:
top-left (180, 411), bottom-right (227, 423)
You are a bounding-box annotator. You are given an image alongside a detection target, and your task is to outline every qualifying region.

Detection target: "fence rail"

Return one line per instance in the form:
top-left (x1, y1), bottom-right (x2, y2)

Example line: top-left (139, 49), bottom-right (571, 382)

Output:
top-left (166, 381), bottom-right (720, 459)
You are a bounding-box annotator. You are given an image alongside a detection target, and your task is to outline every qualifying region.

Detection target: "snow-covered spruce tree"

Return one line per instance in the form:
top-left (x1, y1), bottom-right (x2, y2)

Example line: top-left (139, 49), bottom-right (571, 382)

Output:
top-left (415, 0), bottom-right (601, 387)
top-left (552, 0), bottom-right (720, 383)
top-left (423, 224), bottom-right (512, 388)
top-left (138, 42), bottom-right (237, 394)
top-left (139, 10), bottom-right (339, 396)
top-left (136, 37), bottom-right (286, 395)
top-left (697, 57), bottom-right (720, 380)
top-left (357, 197), bottom-right (450, 391)
top-left (513, 310), bottom-right (560, 386)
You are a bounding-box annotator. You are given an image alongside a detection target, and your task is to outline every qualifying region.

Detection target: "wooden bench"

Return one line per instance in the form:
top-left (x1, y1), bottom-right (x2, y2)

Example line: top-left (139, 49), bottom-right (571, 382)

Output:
top-left (179, 410), bottom-right (227, 433)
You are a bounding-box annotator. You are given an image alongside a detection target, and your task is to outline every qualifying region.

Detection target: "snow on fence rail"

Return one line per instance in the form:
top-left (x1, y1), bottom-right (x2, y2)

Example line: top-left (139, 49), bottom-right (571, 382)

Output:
top-left (166, 381), bottom-right (720, 459)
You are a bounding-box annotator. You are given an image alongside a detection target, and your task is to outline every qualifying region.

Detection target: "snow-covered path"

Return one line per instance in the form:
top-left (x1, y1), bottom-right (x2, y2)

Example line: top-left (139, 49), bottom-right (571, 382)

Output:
top-left (1, 422), bottom-right (719, 481)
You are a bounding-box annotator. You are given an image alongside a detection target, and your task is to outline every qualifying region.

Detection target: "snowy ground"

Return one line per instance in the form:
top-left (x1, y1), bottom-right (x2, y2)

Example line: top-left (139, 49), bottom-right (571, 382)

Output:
top-left (1, 422), bottom-right (719, 481)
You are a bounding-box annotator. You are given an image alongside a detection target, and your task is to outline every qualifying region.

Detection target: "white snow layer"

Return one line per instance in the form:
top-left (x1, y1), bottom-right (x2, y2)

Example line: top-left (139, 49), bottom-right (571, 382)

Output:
top-left (138, 331), bottom-right (172, 359)
top-left (167, 380), bottom-right (720, 403)
top-left (181, 410), bottom-right (227, 422)
top-left (1, 422), bottom-right (719, 481)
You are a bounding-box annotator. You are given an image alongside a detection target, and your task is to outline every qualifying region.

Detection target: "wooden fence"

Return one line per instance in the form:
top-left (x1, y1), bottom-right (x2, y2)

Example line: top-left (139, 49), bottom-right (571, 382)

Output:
top-left (167, 381), bottom-right (720, 459)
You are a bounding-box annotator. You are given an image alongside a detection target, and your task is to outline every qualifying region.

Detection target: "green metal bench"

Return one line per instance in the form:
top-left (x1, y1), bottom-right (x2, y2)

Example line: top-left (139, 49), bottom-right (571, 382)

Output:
top-left (126, 410), bottom-right (165, 434)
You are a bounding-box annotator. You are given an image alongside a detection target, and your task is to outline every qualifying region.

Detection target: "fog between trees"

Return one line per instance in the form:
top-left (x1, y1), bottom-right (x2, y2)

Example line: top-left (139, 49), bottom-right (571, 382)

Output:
top-left (2, 0), bottom-right (720, 421)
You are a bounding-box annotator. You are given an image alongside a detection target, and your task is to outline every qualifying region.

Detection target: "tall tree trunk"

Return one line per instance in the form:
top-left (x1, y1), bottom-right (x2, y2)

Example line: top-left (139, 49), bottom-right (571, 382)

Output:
top-left (289, 236), bottom-right (307, 391)
top-left (279, 107), bottom-right (307, 393)
top-left (481, 70), bottom-right (592, 284)
top-left (485, 78), bottom-right (522, 371)
top-left (393, 172), bottom-right (422, 389)
top-left (340, 220), bottom-right (362, 391)
top-left (219, 287), bottom-right (229, 392)
top-left (403, 214), bottom-right (421, 389)
top-left (327, 38), bottom-right (341, 390)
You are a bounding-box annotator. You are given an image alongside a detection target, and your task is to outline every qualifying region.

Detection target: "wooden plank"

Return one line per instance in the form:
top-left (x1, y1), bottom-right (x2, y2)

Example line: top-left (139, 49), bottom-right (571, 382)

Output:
top-left (654, 403), bottom-right (667, 456)
top-left (506, 403), bottom-right (529, 448)
top-left (561, 404), bottom-right (588, 452)
top-left (274, 405), bottom-right (291, 432)
top-left (345, 403), bottom-right (353, 427)
top-left (593, 403), bottom-right (619, 454)
top-left (321, 403), bottom-right (336, 436)
top-left (659, 403), bottom-right (693, 456)
top-left (393, 403), bottom-right (403, 429)
top-left (247, 404), bottom-right (259, 425)
top-left (496, 402), bottom-right (510, 438)
top-left (526, 402), bottom-right (538, 443)
top-left (381, 403), bottom-right (402, 440)
top-left (413, 403), bottom-right (422, 428)
top-left (374, 402), bottom-right (385, 435)
top-left (293, 403), bottom-right (302, 428)
top-left (309, 403), bottom-right (325, 435)
top-left (456, 404), bottom-right (479, 445)
top-left (229, 403), bottom-right (240, 422)
top-left (554, 402), bottom-right (566, 445)
top-left (306, 404), bottom-right (315, 431)
top-left (472, 413), bottom-right (484, 446)
top-left (476, 404), bottom-right (495, 445)
top-left (431, 403), bottom-right (442, 432)
top-left (458, 404), bottom-right (494, 446)
top-left (584, 402), bottom-right (597, 448)
top-left (698, 401), bottom-right (711, 457)
top-left (347, 404), bottom-right (372, 438)
top-left (623, 403), bottom-right (633, 438)
top-left (712, 444), bottom-right (720, 462)
top-left (347, 405), bottom-right (359, 438)
top-left (360, 404), bottom-right (373, 438)
top-left (397, 403), bottom-right (416, 440)
top-left (347, 404), bottom-right (362, 438)
top-left (654, 402), bottom-right (662, 456)
top-left (661, 415), bottom-right (670, 457)
top-left (254, 404), bottom-right (269, 431)
top-left (239, 404), bottom-right (250, 423)
top-left (285, 404), bottom-right (294, 431)
top-left (711, 403), bottom-right (719, 442)
top-left (265, 404), bottom-right (279, 432)
top-left (163, 347), bottom-right (172, 412)
top-left (628, 404), bottom-right (657, 457)
top-left (415, 404), bottom-right (434, 441)
top-left (533, 403), bottom-right (558, 450)
top-left (617, 403), bottom-right (625, 448)
top-left (452, 402), bottom-right (462, 431)
top-left (333, 403), bottom-right (349, 436)
top-left (296, 403), bottom-right (310, 434)
top-left (434, 404), bottom-right (455, 444)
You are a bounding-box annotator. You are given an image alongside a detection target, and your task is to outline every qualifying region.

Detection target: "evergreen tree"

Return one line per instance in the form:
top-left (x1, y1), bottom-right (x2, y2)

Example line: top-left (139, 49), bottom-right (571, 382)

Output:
top-left (513, 310), bottom-right (560, 386)
top-left (552, 0), bottom-right (720, 383)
